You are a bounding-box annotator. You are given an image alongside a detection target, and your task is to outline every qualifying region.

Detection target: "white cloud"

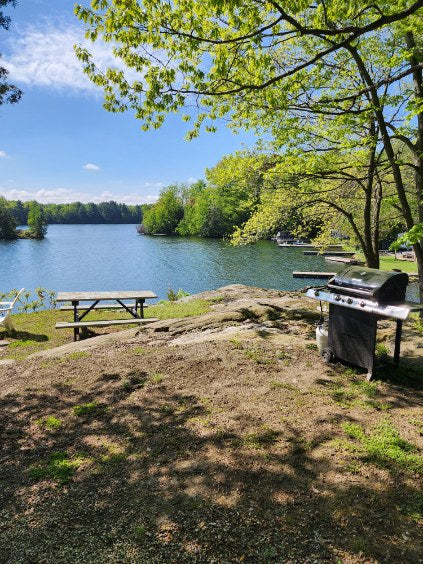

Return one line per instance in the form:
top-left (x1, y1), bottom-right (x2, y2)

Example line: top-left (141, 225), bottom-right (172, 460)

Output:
top-left (0, 186), bottom-right (160, 205)
top-left (3, 22), bottom-right (139, 93)
top-left (0, 150), bottom-right (8, 158)
top-left (83, 163), bottom-right (100, 171)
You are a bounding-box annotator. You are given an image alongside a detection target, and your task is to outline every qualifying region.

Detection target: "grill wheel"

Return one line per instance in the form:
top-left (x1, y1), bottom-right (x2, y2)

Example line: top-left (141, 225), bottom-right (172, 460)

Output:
top-left (321, 348), bottom-right (334, 364)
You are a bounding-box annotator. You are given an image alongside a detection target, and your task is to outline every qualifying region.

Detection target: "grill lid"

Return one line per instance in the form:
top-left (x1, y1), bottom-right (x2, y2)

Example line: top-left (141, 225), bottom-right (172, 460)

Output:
top-left (327, 266), bottom-right (409, 301)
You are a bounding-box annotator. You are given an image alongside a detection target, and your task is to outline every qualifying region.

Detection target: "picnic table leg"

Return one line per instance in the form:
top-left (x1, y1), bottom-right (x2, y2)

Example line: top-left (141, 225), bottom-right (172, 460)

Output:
top-left (394, 319), bottom-right (403, 367)
top-left (72, 300), bottom-right (79, 341)
top-left (134, 299), bottom-right (144, 318)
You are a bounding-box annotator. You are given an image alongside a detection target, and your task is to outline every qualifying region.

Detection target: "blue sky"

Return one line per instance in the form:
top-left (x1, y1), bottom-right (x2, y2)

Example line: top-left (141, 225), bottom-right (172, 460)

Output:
top-left (0, 0), bottom-right (255, 205)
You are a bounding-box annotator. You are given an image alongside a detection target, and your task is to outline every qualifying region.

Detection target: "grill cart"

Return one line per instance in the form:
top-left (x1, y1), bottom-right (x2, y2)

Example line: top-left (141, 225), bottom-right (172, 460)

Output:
top-left (306, 266), bottom-right (423, 379)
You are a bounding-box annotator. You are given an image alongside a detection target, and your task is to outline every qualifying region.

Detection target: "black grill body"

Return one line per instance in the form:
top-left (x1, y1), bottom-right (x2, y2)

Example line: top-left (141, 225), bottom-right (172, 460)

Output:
top-left (328, 304), bottom-right (377, 372)
top-left (306, 266), bottom-right (422, 379)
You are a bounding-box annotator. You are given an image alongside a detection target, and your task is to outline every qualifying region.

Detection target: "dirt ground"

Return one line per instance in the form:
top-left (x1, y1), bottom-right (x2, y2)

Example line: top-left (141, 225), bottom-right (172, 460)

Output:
top-left (0, 285), bottom-right (422, 563)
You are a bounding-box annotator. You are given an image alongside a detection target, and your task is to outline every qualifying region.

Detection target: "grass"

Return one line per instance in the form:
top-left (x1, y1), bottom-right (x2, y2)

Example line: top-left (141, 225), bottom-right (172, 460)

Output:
top-left (65, 351), bottom-right (90, 360)
top-left (99, 442), bottom-right (128, 465)
top-left (375, 342), bottom-right (389, 358)
top-left (414, 316), bottom-right (423, 334)
top-left (229, 336), bottom-right (243, 348)
top-left (341, 420), bottom-right (423, 475)
top-left (121, 371), bottom-right (148, 392)
top-left (132, 346), bottom-right (146, 355)
top-left (353, 253), bottom-right (418, 274)
top-left (379, 255), bottom-right (418, 274)
top-left (35, 415), bottom-right (62, 430)
top-left (270, 380), bottom-right (297, 391)
top-left (243, 348), bottom-right (273, 365)
top-left (1, 298), bottom-right (212, 360)
top-left (240, 426), bottom-right (279, 449)
top-left (409, 417), bottom-right (423, 435)
top-left (29, 451), bottom-right (90, 484)
top-left (149, 372), bottom-right (164, 384)
top-left (72, 402), bottom-right (106, 417)
top-left (326, 372), bottom-right (392, 410)
top-left (148, 299), bottom-right (211, 319)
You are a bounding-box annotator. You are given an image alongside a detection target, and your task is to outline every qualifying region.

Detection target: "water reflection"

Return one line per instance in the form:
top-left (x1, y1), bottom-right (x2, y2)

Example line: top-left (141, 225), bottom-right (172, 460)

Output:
top-left (0, 225), bottom-right (419, 302)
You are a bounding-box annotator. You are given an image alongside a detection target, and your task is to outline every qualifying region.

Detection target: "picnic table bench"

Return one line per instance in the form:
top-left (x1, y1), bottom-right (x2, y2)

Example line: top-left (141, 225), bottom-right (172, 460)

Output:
top-left (56, 290), bottom-right (158, 341)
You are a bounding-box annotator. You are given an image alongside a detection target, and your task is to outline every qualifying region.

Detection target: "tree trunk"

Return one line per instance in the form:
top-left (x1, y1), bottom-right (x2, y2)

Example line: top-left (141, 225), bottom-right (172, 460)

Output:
top-left (348, 45), bottom-right (423, 306)
top-left (414, 242), bottom-right (423, 307)
top-left (362, 122), bottom-right (380, 269)
top-left (405, 32), bottom-right (423, 310)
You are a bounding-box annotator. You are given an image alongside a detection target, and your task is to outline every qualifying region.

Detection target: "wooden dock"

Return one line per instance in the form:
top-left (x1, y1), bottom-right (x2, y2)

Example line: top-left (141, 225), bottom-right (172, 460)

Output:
top-left (303, 250), bottom-right (354, 256)
top-left (325, 256), bottom-right (363, 264)
top-left (293, 271), bottom-right (336, 279)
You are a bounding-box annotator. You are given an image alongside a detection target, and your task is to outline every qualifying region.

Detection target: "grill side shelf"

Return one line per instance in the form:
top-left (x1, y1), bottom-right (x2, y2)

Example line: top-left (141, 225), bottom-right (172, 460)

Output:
top-left (305, 289), bottom-right (415, 320)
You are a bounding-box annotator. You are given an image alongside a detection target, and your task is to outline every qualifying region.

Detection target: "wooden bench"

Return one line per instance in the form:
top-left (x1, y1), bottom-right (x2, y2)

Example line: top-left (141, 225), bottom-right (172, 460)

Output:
top-left (59, 303), bottom-right (148, 311)
top-left (55, 318), bottom-right (158, 329)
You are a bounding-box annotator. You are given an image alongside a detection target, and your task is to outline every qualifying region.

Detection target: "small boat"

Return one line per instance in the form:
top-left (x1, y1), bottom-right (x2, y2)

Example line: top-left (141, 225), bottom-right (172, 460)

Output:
top-left (278, 239), bottom-right (344, 251)
top-left (277, 239), bottom-right (311, 247)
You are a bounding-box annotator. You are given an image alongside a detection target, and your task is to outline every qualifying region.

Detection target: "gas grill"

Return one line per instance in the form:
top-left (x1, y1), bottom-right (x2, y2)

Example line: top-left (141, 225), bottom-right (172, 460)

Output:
top-left (306, 266), bottom-right (423, 379)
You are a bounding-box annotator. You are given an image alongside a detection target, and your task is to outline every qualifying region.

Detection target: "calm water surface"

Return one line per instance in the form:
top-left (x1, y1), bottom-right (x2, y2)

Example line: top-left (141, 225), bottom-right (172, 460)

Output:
top-left (0, 224), bottom-right (417, 301)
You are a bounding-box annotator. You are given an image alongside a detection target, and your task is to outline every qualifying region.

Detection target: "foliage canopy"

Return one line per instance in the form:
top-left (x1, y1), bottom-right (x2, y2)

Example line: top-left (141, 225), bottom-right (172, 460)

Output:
top-left (0, 0), bottom-right (22, 106)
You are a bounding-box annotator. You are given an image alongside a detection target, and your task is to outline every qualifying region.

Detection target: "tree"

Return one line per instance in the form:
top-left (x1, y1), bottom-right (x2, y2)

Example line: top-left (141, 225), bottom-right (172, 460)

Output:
top-left (142, 185), bottom-right (184, 234)
top-left (1, 0), bottom-right (22, 106)
top-left (27, 201), bottom-right (47, 238)
top-left (232, 146), bottom-right (400, 264)
top-left (75, 1), bottom-right (423, 302)
top-left (0, 196), bottom-right (17, 239)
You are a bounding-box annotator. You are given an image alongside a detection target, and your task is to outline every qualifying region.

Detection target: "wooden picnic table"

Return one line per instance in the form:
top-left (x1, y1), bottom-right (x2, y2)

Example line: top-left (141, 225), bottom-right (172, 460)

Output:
top-left (56, 290), bottom-right (158, 341)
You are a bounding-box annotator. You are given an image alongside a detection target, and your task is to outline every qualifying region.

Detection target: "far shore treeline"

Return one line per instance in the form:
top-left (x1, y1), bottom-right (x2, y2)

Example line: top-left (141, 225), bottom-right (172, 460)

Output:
top-left (1, 199), bottom-right (145, 227)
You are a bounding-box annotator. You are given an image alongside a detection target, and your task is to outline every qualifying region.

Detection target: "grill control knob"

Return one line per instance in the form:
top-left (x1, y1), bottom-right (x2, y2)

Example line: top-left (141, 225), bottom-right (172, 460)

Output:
top-left (347, 298), bottom-right (353, 304)
top-left (314, 289), bottom-right (320, 296)
top-left (360, 301), bottom-right (365, 307)
top-left (335, 294), bottom-right (341, 301)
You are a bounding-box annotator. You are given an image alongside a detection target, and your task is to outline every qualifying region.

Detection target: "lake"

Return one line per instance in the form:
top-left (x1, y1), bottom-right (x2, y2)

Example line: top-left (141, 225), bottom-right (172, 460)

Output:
top-left (0, 224), bottom-right (418, 301)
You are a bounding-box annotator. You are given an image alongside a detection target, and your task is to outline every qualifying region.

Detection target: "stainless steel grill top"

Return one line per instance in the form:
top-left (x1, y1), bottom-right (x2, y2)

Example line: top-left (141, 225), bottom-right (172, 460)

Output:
top-left (306, 266), bottom-right (422, 320)
top-left (327, 266), bottom-right (408, 302)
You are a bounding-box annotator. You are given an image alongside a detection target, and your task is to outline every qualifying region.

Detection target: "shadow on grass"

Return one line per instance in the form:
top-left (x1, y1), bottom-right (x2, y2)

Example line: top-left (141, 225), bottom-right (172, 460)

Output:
top-left (0, 370), bottom-right (421, 562)
top-left (0, 330), bottom-right (49, 343)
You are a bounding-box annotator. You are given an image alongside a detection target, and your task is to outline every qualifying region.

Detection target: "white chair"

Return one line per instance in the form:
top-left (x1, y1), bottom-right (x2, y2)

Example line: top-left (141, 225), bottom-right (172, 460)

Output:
top-left (0, 288), bottom-right (24, 335)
